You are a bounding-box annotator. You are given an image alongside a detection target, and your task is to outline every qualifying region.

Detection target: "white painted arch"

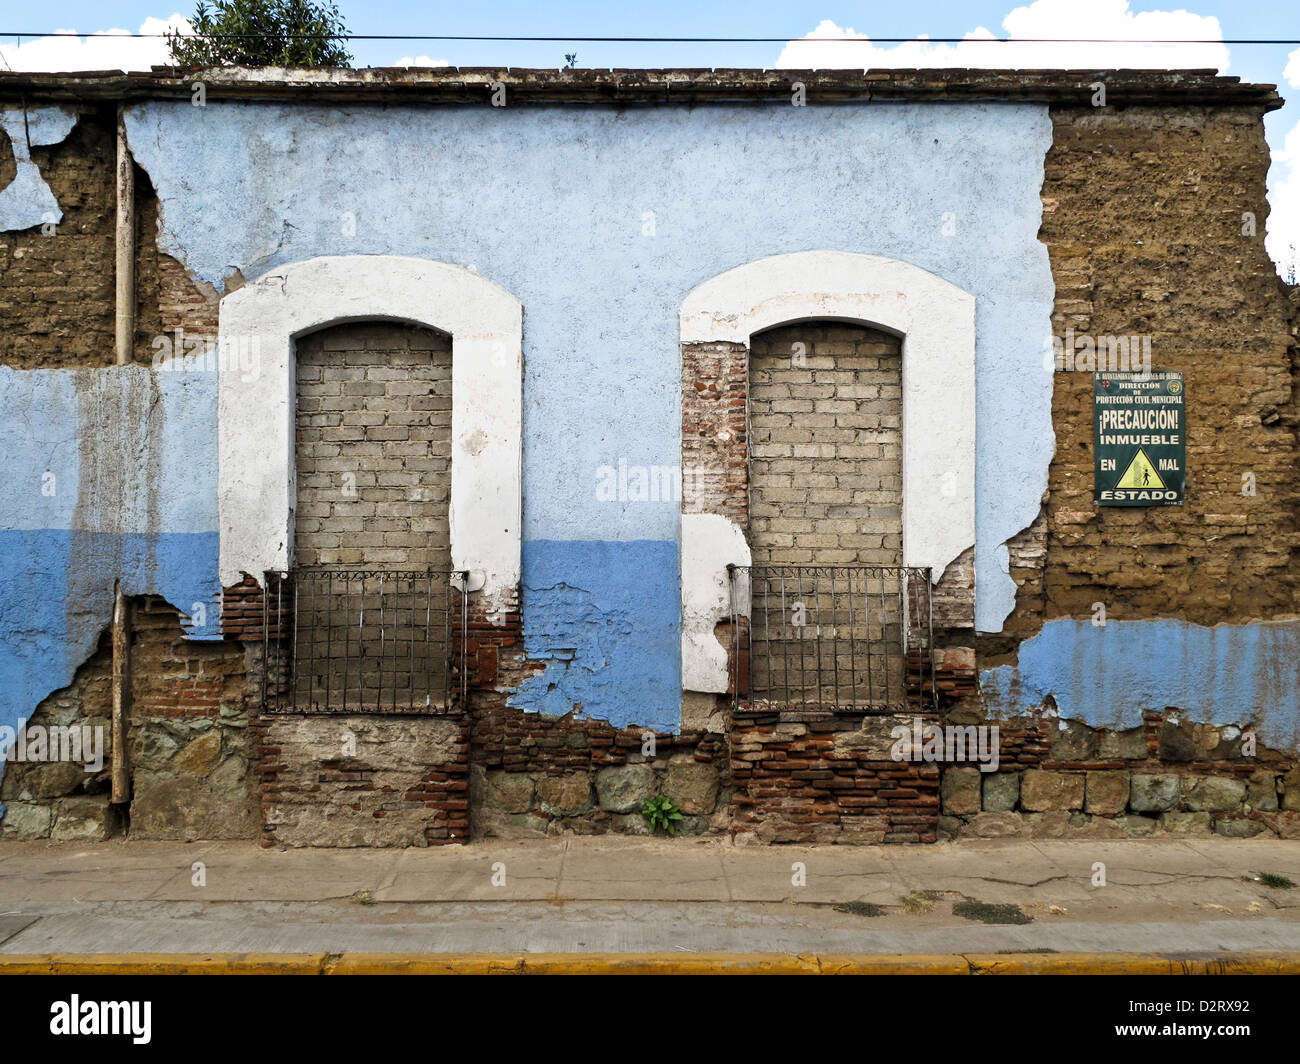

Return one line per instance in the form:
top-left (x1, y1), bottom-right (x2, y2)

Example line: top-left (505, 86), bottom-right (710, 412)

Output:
top-left (679, 251), bottom-right (976, 692)
top-left (217, 255), bottom-right (522, 611)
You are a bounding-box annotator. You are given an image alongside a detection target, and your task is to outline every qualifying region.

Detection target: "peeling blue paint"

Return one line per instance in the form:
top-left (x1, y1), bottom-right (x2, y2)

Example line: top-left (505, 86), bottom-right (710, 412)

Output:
top-left (0, 106), bottom-right (77, 231)
top-left (513, 540), bottom-right (681, 731)
top-left (0, 367), bottom-right (220, 811)
top-left (979, 618), bottom-right (1300, 752)
top-left (0, 528), bottom-right (219, 816)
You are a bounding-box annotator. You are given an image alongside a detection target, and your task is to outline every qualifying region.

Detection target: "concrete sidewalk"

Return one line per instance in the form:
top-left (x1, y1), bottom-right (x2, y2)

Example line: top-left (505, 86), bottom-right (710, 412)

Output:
top-left (0, 836), bottom-right (1297, 957)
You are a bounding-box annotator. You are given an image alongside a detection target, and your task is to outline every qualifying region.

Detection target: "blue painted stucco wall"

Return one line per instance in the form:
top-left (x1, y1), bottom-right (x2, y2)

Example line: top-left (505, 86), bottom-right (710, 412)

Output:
top-left (120, 99), bottom-right (1057, 730)
top-left (0, 364), bottom-right (221, 814)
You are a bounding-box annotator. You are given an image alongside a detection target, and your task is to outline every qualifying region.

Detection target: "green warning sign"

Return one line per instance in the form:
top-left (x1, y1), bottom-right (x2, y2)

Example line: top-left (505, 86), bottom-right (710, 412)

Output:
top-left (1094, 371), bottom-right (1185, 506)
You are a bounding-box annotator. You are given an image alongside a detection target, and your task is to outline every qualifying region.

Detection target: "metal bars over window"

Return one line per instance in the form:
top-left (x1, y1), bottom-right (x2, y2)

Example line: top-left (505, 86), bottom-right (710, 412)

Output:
top-left (726, 564), bottom-right (934, 715)
top-left (261, 569), bottom-right (468, 714)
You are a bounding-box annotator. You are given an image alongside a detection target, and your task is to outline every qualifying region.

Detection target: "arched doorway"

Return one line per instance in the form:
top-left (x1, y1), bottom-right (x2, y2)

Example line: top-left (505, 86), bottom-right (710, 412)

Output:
top-left (679, 251), bottom-right (976, 709)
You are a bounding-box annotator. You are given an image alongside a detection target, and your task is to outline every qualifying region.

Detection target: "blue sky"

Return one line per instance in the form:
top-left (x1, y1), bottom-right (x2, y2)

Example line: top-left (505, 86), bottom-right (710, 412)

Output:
top-left (2, 0), bottom-right (1299, 272)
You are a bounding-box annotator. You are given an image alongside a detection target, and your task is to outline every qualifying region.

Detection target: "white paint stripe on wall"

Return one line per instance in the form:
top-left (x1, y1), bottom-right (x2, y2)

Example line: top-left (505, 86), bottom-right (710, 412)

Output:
top-left (681, 513), bottom-right (751, 693)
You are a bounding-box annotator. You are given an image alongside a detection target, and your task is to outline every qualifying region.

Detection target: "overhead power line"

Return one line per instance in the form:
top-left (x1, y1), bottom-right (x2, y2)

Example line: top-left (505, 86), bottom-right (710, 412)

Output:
top-left (0, 32), bottom-right (1294, 45)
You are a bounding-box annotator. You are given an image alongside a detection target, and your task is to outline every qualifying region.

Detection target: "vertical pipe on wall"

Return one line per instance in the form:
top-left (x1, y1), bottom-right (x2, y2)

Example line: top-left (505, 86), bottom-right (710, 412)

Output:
top-left (111, 108), bottom-right (135, 806)
top-left (114, 106), bottom-right (134, 366)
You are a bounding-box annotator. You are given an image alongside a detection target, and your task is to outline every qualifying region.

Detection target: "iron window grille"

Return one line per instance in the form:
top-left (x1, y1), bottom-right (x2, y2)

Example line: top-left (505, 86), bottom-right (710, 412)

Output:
top-left (726, 564), bottom-right (935, 715)
top-left (261, 568), bottom-right (468, 714)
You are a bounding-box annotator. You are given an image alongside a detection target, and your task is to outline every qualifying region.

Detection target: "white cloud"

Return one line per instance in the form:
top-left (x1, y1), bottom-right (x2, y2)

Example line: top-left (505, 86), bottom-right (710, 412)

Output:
top-left (1285, 45), bottom-right (1300, 87)
top-left (1267, 120), bottom-right (1300, 279)
top-left (778, 4), bottom-right (1300, 274)
top-left (776, 1), bottom-right (1229, 72)
top-left (1278, 45), bottom-right (1300, 278)
top-left (393, 56), bottom-right (450, 68)
top-left (0, 16), bottom-right (191, 72)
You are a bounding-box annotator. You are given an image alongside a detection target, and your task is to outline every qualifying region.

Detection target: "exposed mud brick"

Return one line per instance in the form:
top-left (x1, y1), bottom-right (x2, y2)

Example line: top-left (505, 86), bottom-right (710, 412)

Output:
top-left (0, 107), bottom-right (200, 368)
top-left (1021, 106), bottom-right (1300, 632)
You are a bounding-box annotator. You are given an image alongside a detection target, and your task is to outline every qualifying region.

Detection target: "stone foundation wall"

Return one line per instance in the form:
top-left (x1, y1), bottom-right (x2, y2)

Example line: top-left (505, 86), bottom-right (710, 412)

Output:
top-left (257, 713), bottom-right (469, 846)
top-left (939, 713), bottom-right (1300, 840)
top-left (1, 597), bottom-right (257, 841)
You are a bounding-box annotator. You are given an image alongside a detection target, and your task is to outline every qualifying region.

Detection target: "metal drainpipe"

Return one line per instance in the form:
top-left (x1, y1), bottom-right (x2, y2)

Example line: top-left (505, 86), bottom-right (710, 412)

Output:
top-left (110, 107), bottom-right (135, 805)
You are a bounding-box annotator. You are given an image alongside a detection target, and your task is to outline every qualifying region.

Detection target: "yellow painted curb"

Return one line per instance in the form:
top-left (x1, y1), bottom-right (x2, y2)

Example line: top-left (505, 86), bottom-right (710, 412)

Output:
top-left (325, 952), bottom-right (968, 975)
top-left (963, 952), bottom-right (1300, 976)
top-left (1, 951), bottom-right (1298, 975)
top-left (0, 953), bottom-right (328, 975)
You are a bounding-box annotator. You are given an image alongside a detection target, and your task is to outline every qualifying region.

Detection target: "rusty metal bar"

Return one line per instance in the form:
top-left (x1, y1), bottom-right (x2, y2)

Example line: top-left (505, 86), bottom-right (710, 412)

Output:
top-left (110, 581), bottom-right (130, 803)
top-left (262, 568), bottom-right (466, 715)
top-left (727, 565), bottom-right (929, 714)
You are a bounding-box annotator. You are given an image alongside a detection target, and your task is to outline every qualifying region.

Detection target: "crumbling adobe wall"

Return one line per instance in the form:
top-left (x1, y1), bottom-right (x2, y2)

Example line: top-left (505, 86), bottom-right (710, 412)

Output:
top-left (964, 102), bottom-right (1300, 838)
top-left (0, 107), bottom-right (177, 368)
top-left (467, 599), bottom-right (730, 839)
top-left (0, 109), bottom-right (244, 839)
top-left (1, 597), bottom-right (257, 840)
top-left (986, 104), bottom-right (1299, 669)
top-left (1032, 104), bottom-right (1299, 629)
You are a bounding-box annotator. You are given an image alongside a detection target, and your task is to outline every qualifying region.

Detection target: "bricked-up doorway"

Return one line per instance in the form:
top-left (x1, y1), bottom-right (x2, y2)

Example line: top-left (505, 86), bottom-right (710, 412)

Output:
top-left (295, 321), bottom-right (452, 570)
top-left (742, 321), bottom-right (912, 710)
top-left (748, 323), bottom-right (903, 568)
top-left (286, 320), bottom-right (457, 710)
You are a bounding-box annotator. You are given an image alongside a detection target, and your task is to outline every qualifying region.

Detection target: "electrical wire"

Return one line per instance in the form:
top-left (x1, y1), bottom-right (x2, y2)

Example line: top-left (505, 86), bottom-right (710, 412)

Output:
top-left (0, 32), bottom-right (1294, 45)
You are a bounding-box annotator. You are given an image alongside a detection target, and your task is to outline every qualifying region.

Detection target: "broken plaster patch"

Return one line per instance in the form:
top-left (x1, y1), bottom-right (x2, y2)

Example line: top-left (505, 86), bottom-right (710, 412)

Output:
top-left (0, 107), bottom-right (78, 232)
top-left (978, 617), bottom-right (1300, 752)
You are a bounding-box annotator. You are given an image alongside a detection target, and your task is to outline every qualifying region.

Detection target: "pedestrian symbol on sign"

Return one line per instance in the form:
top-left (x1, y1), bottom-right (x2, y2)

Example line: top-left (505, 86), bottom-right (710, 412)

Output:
top-left (1115, 448), bottom-right (1164, 491)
